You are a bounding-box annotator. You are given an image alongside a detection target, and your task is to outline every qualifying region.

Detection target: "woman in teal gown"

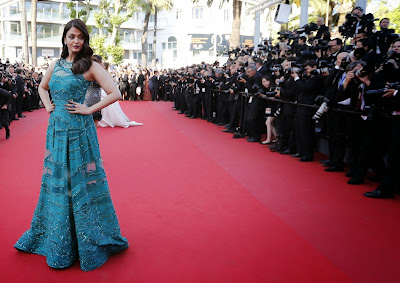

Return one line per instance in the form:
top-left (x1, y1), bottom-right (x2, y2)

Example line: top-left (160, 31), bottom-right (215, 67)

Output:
top-left (14, 19), bottom-right (129, 271)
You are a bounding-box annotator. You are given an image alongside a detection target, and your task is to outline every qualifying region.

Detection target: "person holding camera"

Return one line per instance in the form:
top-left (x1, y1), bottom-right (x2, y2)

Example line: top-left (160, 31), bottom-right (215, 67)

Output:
top-left (315, 17), bottom-right (329, 40)
top-left (15, 68), bottom-right (26, 119)
top-left (293, 60), bottom-right (325, 162)
top-left (0, 80), bottom-right (11, 139)
top-left (364, 82), bottom-right (400, 198)
top-left (371, 18), bottom-right (399, 62)
top-left (351, 6), bottom-right (375, 37)
top-left (323, 52), bottom-right (350, 171)
top-left (234, 65), bottom-right (263, 142)
top-left (273, 59), bottom-right (302, 154)
top-left (341, 61), bottom-right (387, 185)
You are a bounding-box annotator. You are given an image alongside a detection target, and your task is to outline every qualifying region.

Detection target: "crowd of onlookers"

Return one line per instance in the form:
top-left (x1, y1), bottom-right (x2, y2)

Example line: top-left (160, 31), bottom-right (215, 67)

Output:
top-left (2, 6), bottom-right (400, 199)
top-left (0, 58), bottom-right (45, 140)
top-left (162, 8), bottom-right (400, 199)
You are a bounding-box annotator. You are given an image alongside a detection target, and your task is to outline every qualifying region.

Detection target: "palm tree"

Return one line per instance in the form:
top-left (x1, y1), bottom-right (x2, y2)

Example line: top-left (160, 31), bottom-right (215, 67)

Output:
top-left (151, 0), bottom-right (173, 68)
top-left (31, 0), bottom-right (37, 66)
top-left (139, 0), bottom-right (173, 68)
top-left (20, 0), bottom-right (29, 63)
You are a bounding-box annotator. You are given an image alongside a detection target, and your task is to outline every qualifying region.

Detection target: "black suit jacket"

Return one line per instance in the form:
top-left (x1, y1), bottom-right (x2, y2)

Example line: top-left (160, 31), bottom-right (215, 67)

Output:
top-left (151, 75), bottom-right (160, 90)
top-left (15, 75), bottom-right (24, 96)
top-left (137, 74), bottom-right (145, 86)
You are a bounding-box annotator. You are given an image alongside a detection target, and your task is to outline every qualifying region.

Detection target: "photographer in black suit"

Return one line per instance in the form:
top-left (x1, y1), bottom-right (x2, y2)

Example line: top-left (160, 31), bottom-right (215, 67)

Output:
top-left (294, 60), bottom-right (325, 162)
top-left (371, 18), bottom-right (399, 63)
top-left (151, 70), bottom-right (161, 101)
top-left (15, 68), bottom-right (26, 118)
top-left (315, 17), bottom-right (329, 39)
top-left (0, 86), bottom-right (11, 139)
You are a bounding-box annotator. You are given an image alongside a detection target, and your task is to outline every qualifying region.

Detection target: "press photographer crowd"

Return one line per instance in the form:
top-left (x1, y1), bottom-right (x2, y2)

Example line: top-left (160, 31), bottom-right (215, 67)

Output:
top-left (0, 59), bottom-right (43, 140)
top-left (1, 6), bottom-right (399, 199)
top-left (164, 6), bottom-right (400, 199)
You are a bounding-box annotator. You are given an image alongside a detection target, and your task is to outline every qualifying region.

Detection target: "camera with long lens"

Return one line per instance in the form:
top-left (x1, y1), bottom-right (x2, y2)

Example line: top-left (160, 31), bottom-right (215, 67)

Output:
top-left (312, 96), bottom-right (330, 120)
top-left (269, 64), bottom-right (282, 73)
top-left (364, 82), bottom-right (400, 101)
top-left (310, 39), bottom-right (330, 51)
top-left (285, 62), bottom-right (303, 75)
top-left (383, 50), bottom-right (400, 71)
top-left (339, 13), bottom-right (358, 37)
top-left (297, 22), bottom-right (318, 35)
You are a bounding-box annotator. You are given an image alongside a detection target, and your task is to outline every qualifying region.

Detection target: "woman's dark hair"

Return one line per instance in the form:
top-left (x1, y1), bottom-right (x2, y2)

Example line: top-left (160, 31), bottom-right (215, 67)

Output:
top-left (91, 55), bottom-right (103, 64)
top-left (61, 19), bottom-right (93, 75)
top-left (261, 75), bottom-right (275, 88)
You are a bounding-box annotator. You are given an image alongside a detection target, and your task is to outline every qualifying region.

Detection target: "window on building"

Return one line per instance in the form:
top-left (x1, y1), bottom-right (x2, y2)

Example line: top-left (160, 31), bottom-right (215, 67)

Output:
top-left (9, 3), bottom-right (19, 15)
top-left (10, 22), bottom-right (21, 35)
top-left (162, 43), bottom-right (166, 50)
top-left (167, 36), bottom-right (177, 49)
top-left (168, 37), bottom-right (177, 59)
top-left (192, 7), bottom-right (203, 20)
top-left (150, 15), bottom-right (155, 22)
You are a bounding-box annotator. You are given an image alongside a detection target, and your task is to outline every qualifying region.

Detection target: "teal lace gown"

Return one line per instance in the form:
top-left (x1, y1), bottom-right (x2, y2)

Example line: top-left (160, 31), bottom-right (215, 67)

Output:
top-left (14, 59), bottom-right (129, 271)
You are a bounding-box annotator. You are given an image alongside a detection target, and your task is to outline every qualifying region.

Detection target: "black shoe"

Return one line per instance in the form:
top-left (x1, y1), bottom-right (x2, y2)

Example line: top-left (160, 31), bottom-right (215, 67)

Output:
top-left (290, 153), bottom-right (302, 158)
top-left (222, 129), bottom-right (233, 133)
top-left (280, 149), bottom-right (291, 155)
top-left (18, 114), bottom-right (26, 118)
top-left (233, 133), bottom-right (244, 139)
top-left (201, 116), bottom-right (207, 120)
top-left (189, 116), bottom-right (198, 119)
top-left (247, 137), bottom-right (260, 143)
top-left (178, 111), bottom-right (185, 114)
top-left (364, 188), bottom-right (394, 199)
top-left (6, 130), bottom-right (10, 139)
top-left (345, 171), bottom-right (354, 178)
top-left (347, 177), bottom-right (365, 185)
top-left (12, 117), bottom-right (19, 121)
top-left (224, 124), bottom-right (230, 129)
top-left (299, 156), bottom-right (313, 162)
top-left (325, 166), bottom-right (344, 172)
top-left (322, 161), bottom-right (334, 167)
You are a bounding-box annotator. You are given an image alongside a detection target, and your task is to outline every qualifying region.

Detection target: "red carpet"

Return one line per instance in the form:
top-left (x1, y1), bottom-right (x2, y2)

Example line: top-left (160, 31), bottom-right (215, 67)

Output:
top-left (1, 101), bottom-right (400, 283)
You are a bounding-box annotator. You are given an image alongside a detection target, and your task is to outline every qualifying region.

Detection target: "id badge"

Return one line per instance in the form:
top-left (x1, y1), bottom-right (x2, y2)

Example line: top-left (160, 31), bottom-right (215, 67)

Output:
top-left (248, 96), bottom-right (253, 103)
top-left (265, 108), bottom-right (271, 115)
top-left (202, 88), bottom-right (205, 92)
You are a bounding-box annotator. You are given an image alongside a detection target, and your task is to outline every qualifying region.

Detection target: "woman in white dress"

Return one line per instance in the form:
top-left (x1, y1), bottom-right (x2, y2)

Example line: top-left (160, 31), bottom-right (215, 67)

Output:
top-left (98, 62), bottom-right (143, 128)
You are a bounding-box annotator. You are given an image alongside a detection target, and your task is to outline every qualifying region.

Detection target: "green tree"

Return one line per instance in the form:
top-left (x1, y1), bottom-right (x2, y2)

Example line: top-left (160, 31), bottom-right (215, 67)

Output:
top-left (20, 0), bottom-right (29, 63)
top-left (92, 0), bottom-right (138, 64)
top-left (67, 0), bottom-right (94, 22)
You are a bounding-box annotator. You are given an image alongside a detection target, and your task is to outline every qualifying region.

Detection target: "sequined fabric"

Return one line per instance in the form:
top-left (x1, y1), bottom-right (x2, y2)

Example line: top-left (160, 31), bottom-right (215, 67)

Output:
top-left (14, 59), bottom-right (129, 271)
top-left (85, 81), bottom-right (102, 121)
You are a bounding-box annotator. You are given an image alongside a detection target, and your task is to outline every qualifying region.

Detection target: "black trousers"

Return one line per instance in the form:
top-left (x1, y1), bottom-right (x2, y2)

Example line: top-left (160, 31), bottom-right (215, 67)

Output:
top-left (152, 88), bottom-right (159, 101)
top-left (279, 103), bottom-right (297, 152)
top-left (380, 119), bottom-right (400, 193)
top-left (295, 106), bottom-right (315, 158)
top-left (348, 116), bottom-right (389, 179)
top-left (16, 94), bottom-right (23, 116)
top-left (245, 97), bottom-right (265, 140)
top-left (192, 94), bottom-right (202, 118)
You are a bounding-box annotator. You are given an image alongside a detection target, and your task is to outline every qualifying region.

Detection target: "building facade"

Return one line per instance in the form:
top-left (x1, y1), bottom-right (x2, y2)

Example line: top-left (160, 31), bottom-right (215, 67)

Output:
top-left (0, 0), bottom-right (262, 68)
